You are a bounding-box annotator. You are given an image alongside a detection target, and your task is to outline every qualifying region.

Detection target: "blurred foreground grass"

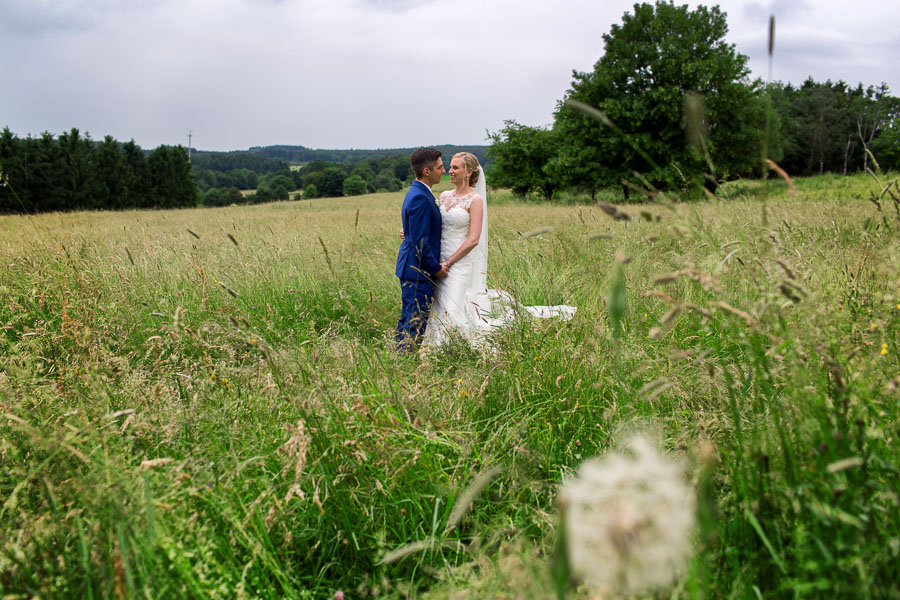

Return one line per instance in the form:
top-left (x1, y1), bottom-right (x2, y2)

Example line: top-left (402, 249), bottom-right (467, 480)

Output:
top-left (1, 173), bottom-right (898, 598)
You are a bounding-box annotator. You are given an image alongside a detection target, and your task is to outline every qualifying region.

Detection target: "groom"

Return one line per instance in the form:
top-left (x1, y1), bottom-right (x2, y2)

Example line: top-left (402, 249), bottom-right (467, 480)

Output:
top-left (395, 147), bottom-right (448, 351)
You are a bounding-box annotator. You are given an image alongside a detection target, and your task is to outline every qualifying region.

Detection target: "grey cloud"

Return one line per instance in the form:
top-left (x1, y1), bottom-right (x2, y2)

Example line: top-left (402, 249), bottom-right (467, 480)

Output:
top-left (748, 31), bottom-right (900, 87)
top-left (0, 0), bottom-right (164, 37)
top-left (0, 0), bottom-right (98, 36)
top-left (742, 0), bottom-right (812, 22)
top-left (357, 0), bottom-right (439, 12)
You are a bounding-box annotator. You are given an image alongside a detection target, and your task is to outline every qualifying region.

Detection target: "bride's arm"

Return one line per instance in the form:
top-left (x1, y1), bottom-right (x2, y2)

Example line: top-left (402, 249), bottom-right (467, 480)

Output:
top-left (443, 196), bottom-right (484, 267)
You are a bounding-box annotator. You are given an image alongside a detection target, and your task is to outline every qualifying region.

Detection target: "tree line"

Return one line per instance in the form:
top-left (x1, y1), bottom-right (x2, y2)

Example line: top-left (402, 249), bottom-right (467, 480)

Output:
top-left (190, 151), bottom-right (285, 205)
top-left (0, 120), bottom-right (500, 213)
top-left (768, 80), bottom-right (898, 176)
top-left (190, 150), bottom-right (289, 174)
top-left (487, 1), bottom-right (900, 201)
top-left (246, 144), bottom-right (490, 168)
top-left (195, 146), bottom-right (489, 205)
top-left (205, 155), bottom-right (416, 206)
top-left (0, 129), bottom-right (420, 213)
top-left (0, 127), bottom-right (198, 214)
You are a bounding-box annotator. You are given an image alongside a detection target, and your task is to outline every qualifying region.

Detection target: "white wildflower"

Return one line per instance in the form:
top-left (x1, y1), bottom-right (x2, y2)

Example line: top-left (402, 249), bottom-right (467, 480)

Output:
top-left (560, 434), bottom-right (695, 595)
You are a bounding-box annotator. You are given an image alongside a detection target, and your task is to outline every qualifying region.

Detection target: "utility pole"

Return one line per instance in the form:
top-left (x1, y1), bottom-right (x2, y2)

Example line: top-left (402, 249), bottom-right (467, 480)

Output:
top-left (187, 130), bottom-right (193, 163)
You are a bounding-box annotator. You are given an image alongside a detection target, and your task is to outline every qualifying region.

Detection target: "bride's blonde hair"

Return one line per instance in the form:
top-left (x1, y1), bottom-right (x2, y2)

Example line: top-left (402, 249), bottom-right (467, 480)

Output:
top-left (453, 152), bottom-right (481, 187)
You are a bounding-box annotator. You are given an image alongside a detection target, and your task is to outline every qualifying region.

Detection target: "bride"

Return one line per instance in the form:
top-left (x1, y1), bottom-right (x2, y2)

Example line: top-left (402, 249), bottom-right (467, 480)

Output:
top-left (423, 152), bottom-right (575, 348)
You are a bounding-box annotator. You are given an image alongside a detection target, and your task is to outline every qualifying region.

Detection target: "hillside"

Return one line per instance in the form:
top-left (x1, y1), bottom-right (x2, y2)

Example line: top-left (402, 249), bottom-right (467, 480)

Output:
top-left (243, 143), bottom-right (491, 167)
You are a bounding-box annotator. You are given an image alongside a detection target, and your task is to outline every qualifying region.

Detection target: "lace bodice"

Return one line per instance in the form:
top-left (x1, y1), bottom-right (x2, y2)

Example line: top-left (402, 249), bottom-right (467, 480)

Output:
top-left (438, 190), bottom-right (480, 263)
top-left (439, 190), bottom-right (479, 211)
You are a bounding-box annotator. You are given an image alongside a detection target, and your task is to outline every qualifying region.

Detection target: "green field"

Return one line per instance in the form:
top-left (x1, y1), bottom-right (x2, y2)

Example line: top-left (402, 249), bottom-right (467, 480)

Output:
top-left (1, 173), bottom-right (898, 598)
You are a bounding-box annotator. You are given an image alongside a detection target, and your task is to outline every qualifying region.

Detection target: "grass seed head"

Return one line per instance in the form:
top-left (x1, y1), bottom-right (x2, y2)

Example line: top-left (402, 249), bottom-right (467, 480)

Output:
top-left (140, 457), bottom-right (174, 470)
top-left (561, 434), bottom-right (696, 595)
top-left (597, 201), bottom-right (632, 221)
top-left (710, 301), bottom-right (756, 326)
top-left (279, 419), bottom-right (311, 481)
top-left (683, 92), bottom-right (709, 149)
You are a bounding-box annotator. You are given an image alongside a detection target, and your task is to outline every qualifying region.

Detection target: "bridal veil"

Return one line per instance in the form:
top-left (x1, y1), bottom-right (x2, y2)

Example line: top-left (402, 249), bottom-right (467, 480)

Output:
top-left (462, 167), bottom-right (576, 340)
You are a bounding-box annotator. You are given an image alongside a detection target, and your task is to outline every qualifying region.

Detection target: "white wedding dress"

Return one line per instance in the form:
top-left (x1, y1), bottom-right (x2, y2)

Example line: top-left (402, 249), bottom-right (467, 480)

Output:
top-left (424, 169), bottom-right (576, 348)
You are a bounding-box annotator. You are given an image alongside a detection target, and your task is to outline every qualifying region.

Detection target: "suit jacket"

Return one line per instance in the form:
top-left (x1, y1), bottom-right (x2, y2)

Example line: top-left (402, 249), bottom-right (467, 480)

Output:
top-left (396, 180), bottom-right (442, 281)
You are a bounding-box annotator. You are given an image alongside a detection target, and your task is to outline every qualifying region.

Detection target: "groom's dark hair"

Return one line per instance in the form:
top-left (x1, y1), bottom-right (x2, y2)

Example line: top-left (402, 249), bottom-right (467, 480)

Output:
top-left (410, 148), bottom-right (442, 179)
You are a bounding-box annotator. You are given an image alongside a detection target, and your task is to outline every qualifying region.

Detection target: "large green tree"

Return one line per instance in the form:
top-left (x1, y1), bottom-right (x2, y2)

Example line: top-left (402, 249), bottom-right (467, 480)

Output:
top-left (92, 136), bottom-right (126, 209)
top-left (487, 121), bottom-right (561, 200)
top-left (342, 174), bottom-right (368, 197)
top-left (257, 173), bottom-right (295, 201)
top-left (121, 140), bottom-right (152, 208)
top-left (58, 128), bottom-right (97, 209)
top-left (148, 145), bottom-right (199, 208)
top-left (553, 1), bottom-right (762, 195)
top-left (29, 133), bottom-right (67, 211)
top-left (319, 166), bottom-right (348, 198)
top-left (369, 169), bottom-right (403, 193)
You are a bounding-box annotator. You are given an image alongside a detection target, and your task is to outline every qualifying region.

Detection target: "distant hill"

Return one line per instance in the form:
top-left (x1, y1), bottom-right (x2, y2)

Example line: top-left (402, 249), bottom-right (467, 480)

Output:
top-left (245, 144), bottom-right (492, 168)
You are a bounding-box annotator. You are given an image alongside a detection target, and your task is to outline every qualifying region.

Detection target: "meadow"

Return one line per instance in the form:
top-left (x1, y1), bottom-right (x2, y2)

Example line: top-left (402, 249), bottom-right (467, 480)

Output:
top-left (1, 173), bottom-right (898, 598)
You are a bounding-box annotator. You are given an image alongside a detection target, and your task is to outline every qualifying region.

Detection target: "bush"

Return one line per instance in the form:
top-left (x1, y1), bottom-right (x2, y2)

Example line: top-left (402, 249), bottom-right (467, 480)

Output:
top-left (201, 187), bottom-right (227, 207)
top-left (370, 172), bottom-right (403, 193)
top-left (320, 167), bottom-right (347, 197)
top-left (225, 187), bottom-right (244, 205)
top-left (342, 175), bottom-right (368, 197)
top-left (201, 185), bottom-right (244, 208)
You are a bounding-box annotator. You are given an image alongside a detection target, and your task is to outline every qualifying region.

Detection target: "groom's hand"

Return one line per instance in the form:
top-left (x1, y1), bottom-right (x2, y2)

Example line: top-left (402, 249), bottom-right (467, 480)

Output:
top-left (434, 265), bottom-right (449, 279)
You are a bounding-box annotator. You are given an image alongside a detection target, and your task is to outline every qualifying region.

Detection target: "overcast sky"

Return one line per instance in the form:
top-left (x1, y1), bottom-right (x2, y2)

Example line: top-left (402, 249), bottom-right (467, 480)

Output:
top-left (2, 0), bottom-right (898, 152)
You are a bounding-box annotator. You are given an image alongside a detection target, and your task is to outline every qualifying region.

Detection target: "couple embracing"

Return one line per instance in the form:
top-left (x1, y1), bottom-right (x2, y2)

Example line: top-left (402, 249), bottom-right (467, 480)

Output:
top-left (395, 148), bottom-right (575, 352)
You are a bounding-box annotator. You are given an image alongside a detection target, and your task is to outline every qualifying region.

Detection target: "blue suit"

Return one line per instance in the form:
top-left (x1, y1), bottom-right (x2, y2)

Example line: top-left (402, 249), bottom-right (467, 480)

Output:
top-left (395, 180), bottom-right (442, 348)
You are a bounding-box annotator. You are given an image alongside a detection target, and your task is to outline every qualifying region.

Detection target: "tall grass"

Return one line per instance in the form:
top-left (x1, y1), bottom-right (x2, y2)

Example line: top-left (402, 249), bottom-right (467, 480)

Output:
top-left (1, 173), bottom-right (898, 598)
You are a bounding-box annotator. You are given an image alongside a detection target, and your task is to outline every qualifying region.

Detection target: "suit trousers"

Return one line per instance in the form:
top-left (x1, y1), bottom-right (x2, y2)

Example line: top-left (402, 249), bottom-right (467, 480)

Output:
top-left (396, 278), bottom-right (435, 350)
